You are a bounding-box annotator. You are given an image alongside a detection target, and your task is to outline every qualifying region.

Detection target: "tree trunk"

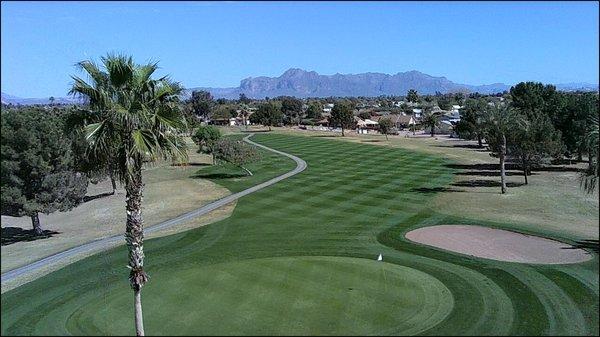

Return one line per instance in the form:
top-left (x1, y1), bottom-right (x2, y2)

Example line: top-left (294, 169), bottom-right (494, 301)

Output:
top-left (341, 126), bottom-right (345, 137)
top-left (577, 149), bottom-right (583, 162)
top-left (31, 213), bottom-right (43, 236)
top-left (589, 153), bottom-right (593, 171)
top-left (125, 156), bottom-right (148, 336)
top-left (385, 133), bottom-right (388, 140)
top-left (522, 156), bottom-right (528, 185)
top-left (500, 134), bottom-right (507, 194)
top-left (430, 125), bottom-right (435, 137)
top-left (477, 134), bottom-right (483, 148)
top-left (134, 289), bottom-right (145, 336)
top-left (268, 125), bottom-right (271, 131)
top-left (110, 175), bottom-right (117, 195)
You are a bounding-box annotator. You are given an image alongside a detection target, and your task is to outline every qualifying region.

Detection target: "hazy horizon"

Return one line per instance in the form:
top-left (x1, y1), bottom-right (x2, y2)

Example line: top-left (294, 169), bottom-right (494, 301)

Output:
top-left (2, 1), bottom-right (599, 97)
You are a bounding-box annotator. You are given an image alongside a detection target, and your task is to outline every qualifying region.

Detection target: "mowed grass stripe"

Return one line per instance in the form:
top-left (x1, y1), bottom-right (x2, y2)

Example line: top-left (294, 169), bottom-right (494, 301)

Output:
top-left (1, 133), bottom-right (598, 335)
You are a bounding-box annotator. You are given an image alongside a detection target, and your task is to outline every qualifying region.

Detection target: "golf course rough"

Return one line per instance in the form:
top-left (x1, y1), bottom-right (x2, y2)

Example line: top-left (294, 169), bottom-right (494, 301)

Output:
top-left (1, 133), bottom-right (598, 336)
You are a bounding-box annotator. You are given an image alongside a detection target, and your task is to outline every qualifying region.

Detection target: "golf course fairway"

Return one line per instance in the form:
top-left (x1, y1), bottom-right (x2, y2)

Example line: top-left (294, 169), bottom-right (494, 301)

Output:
top-left (1, 133), bottom-right (598, 336)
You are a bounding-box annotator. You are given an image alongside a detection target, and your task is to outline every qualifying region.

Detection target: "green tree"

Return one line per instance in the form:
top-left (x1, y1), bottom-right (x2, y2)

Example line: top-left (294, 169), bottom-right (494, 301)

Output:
top-left (250, 102), bottom-right (282, 131)
top-left (69, 54), bottom-right (188, 336)
top-left (211, 104), bottom-right (236, 122)
top-left (280, 96), bottom-right (303, 125)
top-left (482, 104), bottom-right (524, 194)
top-left (421, 109), bottom-right (441, 137)
top-left (192, 125), bottom-right (222, 164)
top-left (436, 97), bottom-right (452, 110)
top-left (406, 89), bottom-right (420, 103)
top-left (187, 90), bottom-right (214, 121)
top-left (329, 101), bottom-right (354, 136)
top-left (510, 112), bottom-right (563, 184)
top-left (1, 108), bottom-right (88, 236)
top-left (378, 117), bottom-right (394, 140)
top-left (358, 111), bottom-right (371, 120)
top-left (214, 139), bottom-right (260, 176)
top-left (305, 101), bottom-right (323, 120)
top-left (455, 98), bottom-right (488, 147)
top-left (238, 93), bottom-right (251, 104)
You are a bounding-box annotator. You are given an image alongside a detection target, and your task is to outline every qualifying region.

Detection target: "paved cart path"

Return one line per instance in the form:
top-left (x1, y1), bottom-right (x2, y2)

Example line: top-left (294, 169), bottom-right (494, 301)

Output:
top-left (1, 134), bottom-right (307, 284)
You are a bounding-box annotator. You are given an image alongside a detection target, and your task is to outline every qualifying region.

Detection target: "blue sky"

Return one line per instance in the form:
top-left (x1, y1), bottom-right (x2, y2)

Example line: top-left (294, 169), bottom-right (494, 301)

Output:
top-left (1, 1), bottom-right (598, 97)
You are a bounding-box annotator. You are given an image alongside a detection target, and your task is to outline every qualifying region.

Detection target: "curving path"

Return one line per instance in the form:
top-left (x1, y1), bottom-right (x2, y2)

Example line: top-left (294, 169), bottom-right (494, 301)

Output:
top-left (0, 134), bottom-right (307, 284)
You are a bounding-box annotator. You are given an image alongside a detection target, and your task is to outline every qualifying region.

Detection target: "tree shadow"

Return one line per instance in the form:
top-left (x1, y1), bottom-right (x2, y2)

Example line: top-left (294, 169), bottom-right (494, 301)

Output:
top-left (83, 191), bottom-right (114, 203)
top-left (434, 144), bottom-right (489, 152)
top-left (1, 227), bottom-right (60, 246)
top-left (454, 170), bottom-right (536, 177)
top-left (240, 129), bottom-right (271, 133)
top-left (451, 179), bottom-right (526, 188)
top-left (312, 134), bottom-right (339, 138)
top-left (172, 162), bottom-right (212, 167)
top-left (568, 239), bottom-right (599, 253)
top-left (192, 172), bottom-right (246, 179)
top-left (444, 163), bottom-right (585, 173)
top-left (362, 140), bottom-right (383, 143)
top-left (411, 187), bottom-right (464, 194)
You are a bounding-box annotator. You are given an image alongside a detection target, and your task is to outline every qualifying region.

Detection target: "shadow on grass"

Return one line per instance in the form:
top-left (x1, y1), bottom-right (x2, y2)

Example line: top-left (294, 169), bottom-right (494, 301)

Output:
top-left (83, 191), bottom-right (114, 203)
top-left (445, 163), bottom-right (585, 173)
top-left (451, 179), bottom-right (526, 188)
top-left (1, 227), bottom-right (60, 246)
top-left (192, 172), bottom-right (247, 179)
top-left (240, 129), bottom-right (271, 133)
top-left (454, 170), bottom-right (536, 177)
top-left (362, 140), bottom-right (383, 143)
top-left (411, 187), bottom-right (464, 194)
top-left (434, 144), bottom-right (489, 152)
top-left (312, 134), bottom-right (340, 138)
top-left (172, 162), bottom-right (213, 167)
top-left (569, 239), bottom-right (600, 253)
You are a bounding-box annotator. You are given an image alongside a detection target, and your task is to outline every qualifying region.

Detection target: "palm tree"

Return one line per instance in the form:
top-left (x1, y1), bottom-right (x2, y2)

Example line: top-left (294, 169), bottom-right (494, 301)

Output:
top-left (482, 104), bottom-right (523, 194)
top-left (69, 54), bottom-right (188, 336)
top-left (422, 109), bottom-right (441, 137)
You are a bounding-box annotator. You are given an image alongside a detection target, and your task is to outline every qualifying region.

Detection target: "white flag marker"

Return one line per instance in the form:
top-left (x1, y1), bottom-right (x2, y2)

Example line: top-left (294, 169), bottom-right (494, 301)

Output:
top-left (377, 254), bottom-right (383, 261)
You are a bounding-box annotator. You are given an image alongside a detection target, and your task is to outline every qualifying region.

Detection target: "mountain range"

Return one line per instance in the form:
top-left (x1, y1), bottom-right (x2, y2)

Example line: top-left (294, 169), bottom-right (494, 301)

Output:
top-left (3, 69), bottom-right (598, 104)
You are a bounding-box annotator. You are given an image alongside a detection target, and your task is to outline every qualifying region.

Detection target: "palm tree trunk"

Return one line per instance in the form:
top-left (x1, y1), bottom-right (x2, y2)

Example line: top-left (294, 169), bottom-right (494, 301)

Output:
top-left (477, 133), bottom-right (483, 147)
top-left (31, 212), bottom-right (43, 236)
top-left (125, 157), bottom-right (148, 336)
top-left (500, 134), bottom-right (507, 194)
top-left (134, 289), bottom-right (145, 336)
top-left (341, 126), bottom-right (345, 137)
top-left (110, 175), bottom-right (117, 195)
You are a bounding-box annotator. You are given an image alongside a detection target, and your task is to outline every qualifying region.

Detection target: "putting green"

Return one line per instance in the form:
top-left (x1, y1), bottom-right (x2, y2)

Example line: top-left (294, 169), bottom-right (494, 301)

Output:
top-left (63, 257), bottom-right (453, 335)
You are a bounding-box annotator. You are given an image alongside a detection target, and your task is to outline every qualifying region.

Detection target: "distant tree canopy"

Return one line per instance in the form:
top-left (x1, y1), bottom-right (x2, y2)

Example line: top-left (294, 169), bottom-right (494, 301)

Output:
top-left (436, 97), bottom-right (452, 111)
top-left (378, 117), bottom-right (394, 140)
top-left (1, 108), bottom-right (88, 235)
top-left (406, 89), bottom-right (420, 103)
top-left (305, 101), bottom-right (323, 120)
top-left (214, 139), bottom-right (261, 176)
top-left (280, 96), bottom-right (303, 125)
top-left (211, 104), bottom-right (236, 121)
top-left (455, 98), bottom-right (489, 147)
top-left (238, 93), bottom-right (251, 104)
top-left (358, 111), bottom-right (371, 120)
top-left (187, 90), bottom-right (214, 121)
top-left (250, 102), bottom-right (283, 130)
top-left (329, 101), bottom-right (355, 136)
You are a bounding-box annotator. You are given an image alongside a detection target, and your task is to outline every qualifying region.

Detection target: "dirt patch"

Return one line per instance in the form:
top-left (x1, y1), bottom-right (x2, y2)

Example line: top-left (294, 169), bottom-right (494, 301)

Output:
top-left (405, 225), bottom-right (593, 264)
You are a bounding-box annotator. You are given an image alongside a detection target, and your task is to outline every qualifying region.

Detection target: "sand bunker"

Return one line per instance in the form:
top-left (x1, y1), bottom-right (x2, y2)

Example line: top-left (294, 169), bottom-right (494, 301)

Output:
top-left (405, 225), bottom-right (592, 264)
